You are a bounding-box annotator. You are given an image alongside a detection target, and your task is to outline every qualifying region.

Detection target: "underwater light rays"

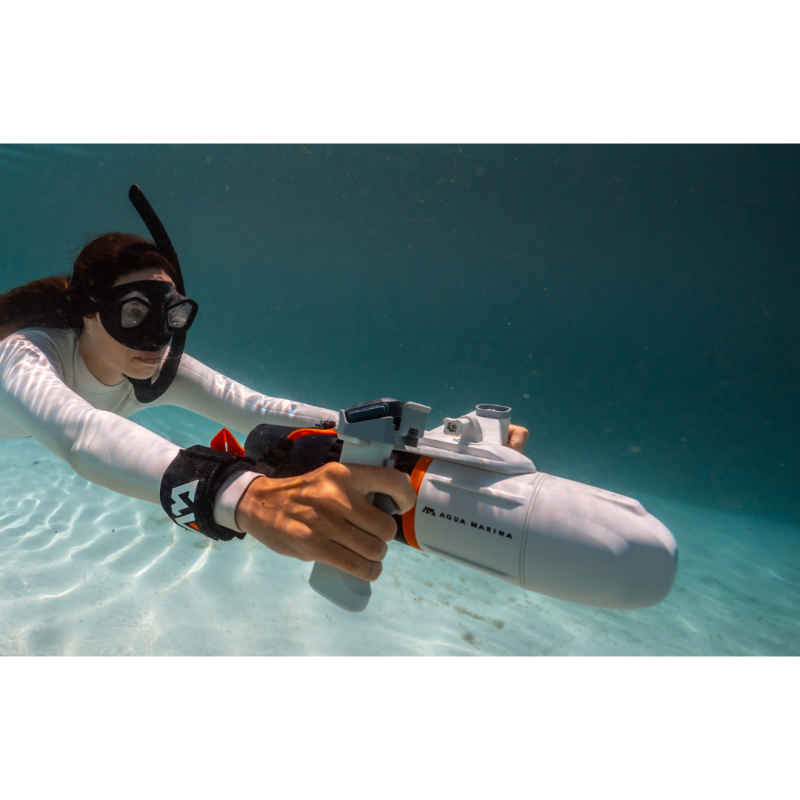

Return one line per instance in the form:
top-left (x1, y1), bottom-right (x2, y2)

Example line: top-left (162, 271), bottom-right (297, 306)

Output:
top-left (132, 541), bottom-right (174, 578)
top-left (155, 546), bottom-right (212, 595)
top-left (37, 576), bottom-right (89, 600)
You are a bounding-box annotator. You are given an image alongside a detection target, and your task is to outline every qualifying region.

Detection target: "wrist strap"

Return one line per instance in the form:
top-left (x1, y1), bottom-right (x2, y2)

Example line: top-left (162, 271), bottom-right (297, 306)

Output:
top-left (160, 445), bottom-right (258, 541)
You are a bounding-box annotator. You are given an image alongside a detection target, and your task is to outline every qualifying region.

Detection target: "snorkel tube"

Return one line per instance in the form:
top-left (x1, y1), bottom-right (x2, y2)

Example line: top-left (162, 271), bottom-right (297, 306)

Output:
top-left (126, 184), bottom-right (189, 403)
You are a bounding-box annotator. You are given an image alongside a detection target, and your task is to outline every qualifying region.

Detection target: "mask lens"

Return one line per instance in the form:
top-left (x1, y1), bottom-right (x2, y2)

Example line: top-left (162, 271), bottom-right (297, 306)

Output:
top-left (121, 300), bottom-right (150, 328)
top-left (167, 302), bottom-right (193, 329)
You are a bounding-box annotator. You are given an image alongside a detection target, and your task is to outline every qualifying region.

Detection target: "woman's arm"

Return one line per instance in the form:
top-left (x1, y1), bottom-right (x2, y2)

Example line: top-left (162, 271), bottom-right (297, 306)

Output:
top-left (0, 333), bottom-right (417, 581)
top-left (0, 334), bottom-right (250, 531)
top-left (0, 333), bottom-right (182, 503)
top-left (155, 353), bottom-right (338, 435)
top-left (161, 354), bottom-right (531, 453)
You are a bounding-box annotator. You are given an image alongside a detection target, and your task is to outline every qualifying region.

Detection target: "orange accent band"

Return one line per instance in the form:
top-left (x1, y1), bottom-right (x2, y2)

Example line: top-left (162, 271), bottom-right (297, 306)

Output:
top-left (287, 428), bottom-right (337, 442)
top-left (401, 456), bottom-right (434, 550)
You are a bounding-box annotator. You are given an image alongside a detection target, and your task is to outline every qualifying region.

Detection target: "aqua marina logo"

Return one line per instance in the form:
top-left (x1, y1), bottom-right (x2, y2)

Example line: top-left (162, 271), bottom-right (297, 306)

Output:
top-left (420, 506), bottom-right (512, 539)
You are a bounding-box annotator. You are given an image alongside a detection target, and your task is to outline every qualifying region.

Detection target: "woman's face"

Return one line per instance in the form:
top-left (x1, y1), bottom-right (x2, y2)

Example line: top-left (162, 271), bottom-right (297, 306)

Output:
top-left (81, 267), bottom-right (175, 384)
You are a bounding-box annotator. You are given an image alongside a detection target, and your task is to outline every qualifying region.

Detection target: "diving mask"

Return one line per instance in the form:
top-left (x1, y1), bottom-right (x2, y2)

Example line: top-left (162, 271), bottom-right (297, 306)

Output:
top-left (99, 280), bottom-right (198, 352)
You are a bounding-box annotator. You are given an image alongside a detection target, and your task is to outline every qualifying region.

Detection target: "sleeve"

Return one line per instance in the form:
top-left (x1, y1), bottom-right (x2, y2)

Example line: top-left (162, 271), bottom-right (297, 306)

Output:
top-left (155, 353), bottom-right (339, 435)
top-left (0, 333), bottom-right (181, 506)
top-left (0, 334), bottom-right (253, 532)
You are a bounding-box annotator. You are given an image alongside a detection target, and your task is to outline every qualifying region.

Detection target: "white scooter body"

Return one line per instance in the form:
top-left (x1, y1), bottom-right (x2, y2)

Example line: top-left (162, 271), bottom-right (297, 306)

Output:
top-left (311, 402), bottom-right (678, 612)
top-left (411, 460), bottom-right (677, 610)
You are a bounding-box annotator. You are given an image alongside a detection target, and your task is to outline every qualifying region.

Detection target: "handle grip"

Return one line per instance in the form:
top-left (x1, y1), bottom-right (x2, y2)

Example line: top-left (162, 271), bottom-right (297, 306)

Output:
top-left (309, 442), bottom-right (396, 612)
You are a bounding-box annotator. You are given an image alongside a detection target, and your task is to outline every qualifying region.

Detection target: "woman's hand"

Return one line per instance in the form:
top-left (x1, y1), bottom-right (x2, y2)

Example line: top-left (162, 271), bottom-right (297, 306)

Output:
top-left (235, 462), bottom-right (417, 581)
top-left (506, 424), bottom-right (529, 453)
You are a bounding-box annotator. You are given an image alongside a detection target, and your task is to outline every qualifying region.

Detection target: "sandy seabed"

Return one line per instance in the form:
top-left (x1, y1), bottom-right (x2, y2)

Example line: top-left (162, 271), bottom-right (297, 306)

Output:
top-left (0, 418), bottom-right (797, 657)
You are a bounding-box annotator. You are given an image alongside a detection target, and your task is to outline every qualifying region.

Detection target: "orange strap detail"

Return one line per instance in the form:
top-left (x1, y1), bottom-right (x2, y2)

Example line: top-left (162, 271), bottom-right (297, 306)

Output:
top-left (209, 428), bottom-right (246, 458)
top-left (401, 456), bottom-right (434, 550)
top-left (287, 428), bottom-right (337, 442)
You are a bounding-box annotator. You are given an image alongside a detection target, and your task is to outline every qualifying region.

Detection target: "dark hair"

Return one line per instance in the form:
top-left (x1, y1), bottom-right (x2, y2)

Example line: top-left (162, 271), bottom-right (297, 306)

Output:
top-left (0, 233), bottom-right (178, 340)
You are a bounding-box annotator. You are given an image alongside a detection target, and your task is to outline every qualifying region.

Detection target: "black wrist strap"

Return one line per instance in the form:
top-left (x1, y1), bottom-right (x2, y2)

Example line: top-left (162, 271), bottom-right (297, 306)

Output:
top-left (160, 445), bottom-right (259, 541)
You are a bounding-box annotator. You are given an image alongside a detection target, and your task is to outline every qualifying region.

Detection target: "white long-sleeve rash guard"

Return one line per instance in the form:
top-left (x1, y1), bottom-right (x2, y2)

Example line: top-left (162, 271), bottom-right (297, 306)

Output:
top-left (0, 328), bottom-right (338, 533)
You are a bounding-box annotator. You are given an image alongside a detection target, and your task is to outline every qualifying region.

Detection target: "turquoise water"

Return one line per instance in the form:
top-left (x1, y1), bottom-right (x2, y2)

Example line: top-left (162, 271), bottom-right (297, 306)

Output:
top-left (0, 144), bottom-right (797, 655)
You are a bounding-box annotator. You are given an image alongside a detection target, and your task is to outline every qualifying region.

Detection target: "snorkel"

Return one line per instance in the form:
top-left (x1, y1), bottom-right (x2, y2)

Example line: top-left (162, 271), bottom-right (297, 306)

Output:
top-left (125, 184), bottom-right (192, 403)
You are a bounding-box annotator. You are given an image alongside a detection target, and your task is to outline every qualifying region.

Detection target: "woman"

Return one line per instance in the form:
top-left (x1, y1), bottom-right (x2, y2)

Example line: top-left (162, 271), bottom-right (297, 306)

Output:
top-left (0, 187), bottom-right (528, 586)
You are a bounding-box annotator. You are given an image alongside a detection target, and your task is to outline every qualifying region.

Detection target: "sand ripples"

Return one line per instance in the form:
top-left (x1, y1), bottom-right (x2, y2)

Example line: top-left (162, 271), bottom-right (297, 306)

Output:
top-left (1, 430), bottom-right (799, 655)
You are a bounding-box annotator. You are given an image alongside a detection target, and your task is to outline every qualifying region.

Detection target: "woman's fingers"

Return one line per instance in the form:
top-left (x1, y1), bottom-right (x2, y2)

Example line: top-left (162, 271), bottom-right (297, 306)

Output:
top-left (341, 463), bottom-right (417, 515)
top-left (238, 461), bottom-right (420, 583)
top-left (311, 464), bottom-right (409, 580)
top-left (329, 517), bottom-right (390, 562)
top-left (319, 540), bottom-right (384, 582)
top-left (342, 493), bottom-right (399, 543)
top-left (506, 424), bottom-right (529, 453)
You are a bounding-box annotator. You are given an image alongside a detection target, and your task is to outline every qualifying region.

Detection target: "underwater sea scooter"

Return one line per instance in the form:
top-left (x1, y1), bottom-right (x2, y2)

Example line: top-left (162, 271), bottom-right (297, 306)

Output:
top-left (236, 399), bottom-right (679, 614)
